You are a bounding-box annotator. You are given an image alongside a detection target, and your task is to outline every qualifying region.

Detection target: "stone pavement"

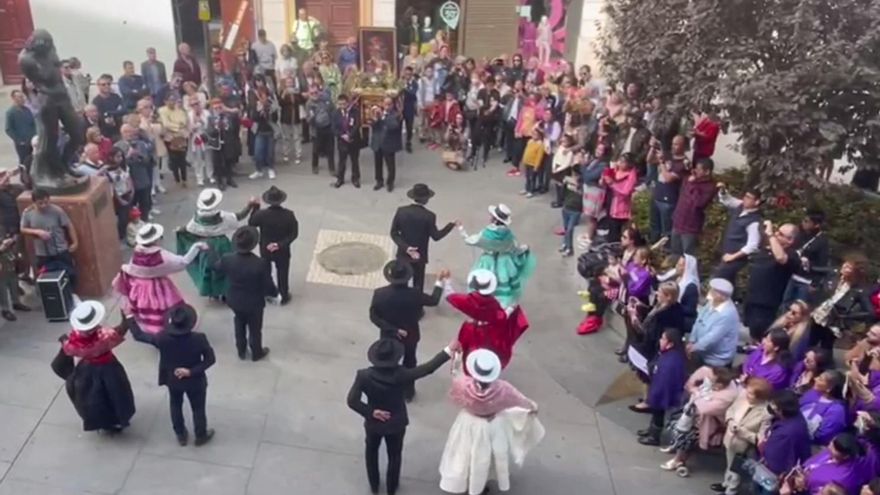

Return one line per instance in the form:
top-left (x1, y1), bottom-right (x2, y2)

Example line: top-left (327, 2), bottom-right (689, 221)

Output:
top-left (0, 139), bottom-right (730, 495)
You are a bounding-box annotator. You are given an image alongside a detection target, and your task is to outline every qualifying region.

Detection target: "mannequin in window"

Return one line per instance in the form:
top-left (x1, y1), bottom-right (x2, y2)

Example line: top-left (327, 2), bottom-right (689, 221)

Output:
top-left (536, 15), bottom-right (552, 68)
top-left (421, 16), bottom-right (435, 55)
top-left (407, 14), bottom-right (421, 48)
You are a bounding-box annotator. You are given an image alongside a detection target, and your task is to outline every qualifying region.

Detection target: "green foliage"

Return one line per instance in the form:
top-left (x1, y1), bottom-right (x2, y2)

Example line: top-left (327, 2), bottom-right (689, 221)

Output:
top-left (598, 0), bottom-right (880, 192)
top-left (632, 170), bottom-right (880, 279)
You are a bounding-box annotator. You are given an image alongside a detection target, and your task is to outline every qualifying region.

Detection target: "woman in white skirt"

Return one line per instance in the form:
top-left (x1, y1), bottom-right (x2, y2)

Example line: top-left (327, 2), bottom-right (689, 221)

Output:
top-left (439, 349), bottom-right (543, 495)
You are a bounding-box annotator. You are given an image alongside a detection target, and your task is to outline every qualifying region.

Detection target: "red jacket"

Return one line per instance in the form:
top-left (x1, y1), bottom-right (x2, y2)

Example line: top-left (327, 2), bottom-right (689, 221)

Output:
top-left (448, 292), bottom-right (529, 371)
top-left (430, 100), bottom-right (461, 128)
top-left (672, 175), bottom-right (717, 235)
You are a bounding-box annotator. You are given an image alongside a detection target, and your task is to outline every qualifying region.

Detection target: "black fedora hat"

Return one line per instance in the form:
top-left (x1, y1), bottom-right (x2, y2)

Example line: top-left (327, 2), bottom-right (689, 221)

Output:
top-left (232, 226), bottom-right (259, 252)
top-left (406, 183), bottom-right (435, 202)
top-left (164, 303), bottom-right (198, 336)
top-left (368, 338), bottom-right (405, 368)
top-left (383, 259), bottom-right (413, 285)
top-left (262, 186), bottom-right (287, 205)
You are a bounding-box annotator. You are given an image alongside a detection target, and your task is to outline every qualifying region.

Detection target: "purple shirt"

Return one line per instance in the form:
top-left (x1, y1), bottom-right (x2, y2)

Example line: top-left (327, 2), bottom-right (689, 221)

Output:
top-left (799, 389), bottom-right (848, 446)
top-left (743, 348), bottom-right (790, 390)
top-left (647, 349), bottom-right (687, 410)
top-left (625, 261), bottom-right (652, 302)
top-left (760, 415), bottom-right (812, 475)
top-left (803, 448), bottom-right (872, 495)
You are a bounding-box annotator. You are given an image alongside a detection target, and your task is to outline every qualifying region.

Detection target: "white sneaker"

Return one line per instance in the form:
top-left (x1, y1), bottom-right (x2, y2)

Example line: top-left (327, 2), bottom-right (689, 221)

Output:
top-left (268, 169), bottom-right (277, 180)
top-left (196, 179), bottom-right (205, 187)
top-left (209, 178), bottom-right (216, 184)
top-left (150, 208), bottom-right (161, 216)
top-left (157, 184), bottom-right (167, 194)
top-left (249, 171), bottom-right (264, 180)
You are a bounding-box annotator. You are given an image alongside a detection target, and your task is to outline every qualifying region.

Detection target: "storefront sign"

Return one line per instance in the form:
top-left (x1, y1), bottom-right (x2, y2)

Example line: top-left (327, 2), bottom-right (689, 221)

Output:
top-left (439, 1), bottom-right (461, 30)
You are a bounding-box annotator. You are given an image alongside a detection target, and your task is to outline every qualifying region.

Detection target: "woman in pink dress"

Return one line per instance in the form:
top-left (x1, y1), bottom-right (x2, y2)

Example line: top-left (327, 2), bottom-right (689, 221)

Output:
top-left (439, 349), bottom-right (543, 495)
top-left (113, 223), bottom-right (206, 341)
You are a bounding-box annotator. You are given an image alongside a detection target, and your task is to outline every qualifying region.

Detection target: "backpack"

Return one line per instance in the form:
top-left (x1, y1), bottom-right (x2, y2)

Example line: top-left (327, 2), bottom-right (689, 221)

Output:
top-left (313, 100), bottom-right (331, 128)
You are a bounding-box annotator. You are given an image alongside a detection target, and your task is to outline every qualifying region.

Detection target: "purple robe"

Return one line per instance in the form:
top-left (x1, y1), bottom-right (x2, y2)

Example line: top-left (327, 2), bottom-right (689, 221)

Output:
top-left (803, 448), bottom-right (872, 495)
top-left (760, 415), bottom-right (812, 475)
top-left (647, 349), bottom-right (687, 411)
top-left (799, 389), bottom-right (848, 446)
top-left (743, 348), bottom-right (790, 390)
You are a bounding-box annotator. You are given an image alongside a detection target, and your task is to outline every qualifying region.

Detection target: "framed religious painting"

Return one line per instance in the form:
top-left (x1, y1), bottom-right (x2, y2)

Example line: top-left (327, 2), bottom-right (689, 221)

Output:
top-left (359, 27), bottom-right (398, 75)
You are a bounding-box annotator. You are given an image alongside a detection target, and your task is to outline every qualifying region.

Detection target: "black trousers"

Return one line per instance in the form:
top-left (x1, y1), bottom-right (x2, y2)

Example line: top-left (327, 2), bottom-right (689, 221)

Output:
top-left (169, 385), bottom-right (207, 438)
top-left (403, 114), bottom-right (415, 147)
top-left (712, 257), bottom-right (749, 284)
top-left (311, 127), bottom-right (335, 172)
top-left (502, 120), bottom-right (517, 162)
top-left (365, 429), bottom-right (406, 495)
top-left (744, 303), bottom-right (778, 341)
top-left (264, 251), bottom-right (291, 298)
top-left (809, 322), bottom-right (837, 350)
top-left (403, 341), bottom-right (418, 399)
top-left (14, 143), bottom-right (32, 165)
top-left (337, 142), bottom-right (361, 182)
top-left (132, 187), bottom-right (152, 221)
top-left (374, 150), bottom-right (396, 186)
top-left (166, 147), bottom-right (188, 182)
top-left (407, 260), bottom-right (426, 294)
top-left (114, 203), bottom-right (131, 241)
top-left (212, 150), bottom-right (233, 184)
top-left (233, 308), bottom-right (264, 355)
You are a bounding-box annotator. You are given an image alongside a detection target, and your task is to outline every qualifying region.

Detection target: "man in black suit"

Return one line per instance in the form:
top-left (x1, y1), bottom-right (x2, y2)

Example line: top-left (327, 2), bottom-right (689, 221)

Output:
top-left (370, 96), bottom-right (402, 192)
top-left (370, 260), bottom-right (450, 400)
top-left (211, 226), bottom-right (278, 361)
top-left (347, 337), bottom-right (459, 495)
top-left (249, 186), bottom-right (298, 305)
top-left (332, 93), bottom-right (363, 188)
top-left (129, 303), bottom-right (216, 446)
top-left (389, 183), bottom-right (456, 293)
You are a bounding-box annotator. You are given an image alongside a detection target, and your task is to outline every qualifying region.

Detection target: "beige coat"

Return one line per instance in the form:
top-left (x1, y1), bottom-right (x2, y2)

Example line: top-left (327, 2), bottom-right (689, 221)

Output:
top-left (722, 391), bottom-right (771, 455)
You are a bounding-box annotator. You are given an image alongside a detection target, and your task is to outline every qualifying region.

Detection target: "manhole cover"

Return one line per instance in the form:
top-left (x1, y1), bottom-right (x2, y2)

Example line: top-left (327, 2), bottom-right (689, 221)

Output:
top-left (317, 241), bottom-right (388, 276)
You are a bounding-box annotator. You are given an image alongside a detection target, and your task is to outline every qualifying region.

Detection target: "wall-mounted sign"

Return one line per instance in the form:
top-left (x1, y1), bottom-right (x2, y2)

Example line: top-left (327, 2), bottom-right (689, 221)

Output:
top-left (439, 1), bottom-right (461, 30)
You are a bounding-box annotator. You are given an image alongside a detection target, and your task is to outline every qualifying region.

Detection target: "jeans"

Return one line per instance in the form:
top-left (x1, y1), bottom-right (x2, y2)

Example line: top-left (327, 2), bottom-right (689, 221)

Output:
top-left (404, 114), bottom-right (415, 147)
top-left (169, 385), bottom-right (207, 438)
top-left (365, 430), bottom-right (406, 495)
top-left (562, 208), bottom-right (581, 251)
top-left (649, 200), bottom-right (676, 242)
top-left (233, 308), bottom-right (264, 356)
top-left (524, 167), bottom-right (538, 192)
top-left (280, 122), bottom-right (302, 160)
top-left (669, 231), bottom-right (699, 257)
top-left (253, 132), bottom-right (275, 172)
top-left (782, 279), bottom-right (812, 307)
top-left (14, 143), bottom-right (32, 165)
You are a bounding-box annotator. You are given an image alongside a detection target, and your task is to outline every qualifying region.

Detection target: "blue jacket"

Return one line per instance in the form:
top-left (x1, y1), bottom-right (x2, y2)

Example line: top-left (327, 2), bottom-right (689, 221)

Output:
top-left (5, 105), bottom-right (36, 145)
top-left (402, 79), bottom-right (419, 119)
top-left (118, 74), bottom-right (148, 111)
top-left (688, 300), bottom-right (740, 367)
top-left (370, 109), bottom-right (402, 153)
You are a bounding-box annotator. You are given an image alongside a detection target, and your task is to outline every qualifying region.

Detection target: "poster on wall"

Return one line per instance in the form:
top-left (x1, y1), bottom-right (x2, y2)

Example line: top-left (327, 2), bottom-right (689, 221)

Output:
top-left (518, 0), bottom-right (570, 71)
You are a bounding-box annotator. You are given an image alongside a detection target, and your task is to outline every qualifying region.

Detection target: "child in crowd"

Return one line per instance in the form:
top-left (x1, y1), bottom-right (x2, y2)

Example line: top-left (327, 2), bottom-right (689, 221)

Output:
top-left (126, 208), bottom-right (145, 248)
top-left (638, 328), bottom-right (687, 447)
top-left (551, 134), bottom-right (576, 207)
top-left (520, 127), bottom-right (546, 198)
top-left (623, 246), bottom-right (653, 304)
top-left (102, 147), bottom-right (134, 242)
top-left (559, 167), bottom-right (583, 257)
top-left (539, 109), bottom-right (562, 194)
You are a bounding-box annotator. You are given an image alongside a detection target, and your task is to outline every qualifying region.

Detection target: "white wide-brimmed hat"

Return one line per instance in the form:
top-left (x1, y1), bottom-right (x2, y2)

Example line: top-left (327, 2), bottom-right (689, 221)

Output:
top-left (466, 349), bottom-right (502, 383)
top-left (135, 223), bottom-right (164, 246)
top-left (488, 204), bottom-right (512, 225)
top-left (196, 188), bottom-right (223, 212)
top-left (69, 300), bottom-right (106, 332)
top-left (467, 269), bottom-right (497, 296)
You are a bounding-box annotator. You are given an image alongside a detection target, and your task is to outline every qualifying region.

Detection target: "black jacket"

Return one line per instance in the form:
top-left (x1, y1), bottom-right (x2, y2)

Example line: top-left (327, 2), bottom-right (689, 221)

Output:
top-left (248, 205), bottom-right (298, 258)
top-left (389, 204), bottom-right (454, 263)
top-left (211, 251), bottom-right (278, 311)
top-left (331, 106), bottom-right (363, 149)
top-left (370, 283), bottom-right (443, 343)
top-left (129, 320), bottom-right (216, 391)
top-left (347, 350), bottom-right (451, 434)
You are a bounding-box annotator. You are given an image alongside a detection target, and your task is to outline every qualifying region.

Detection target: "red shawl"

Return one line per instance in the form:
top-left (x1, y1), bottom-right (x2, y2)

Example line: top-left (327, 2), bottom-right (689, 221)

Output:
top-left (62, 327), bottom-right (123, 365)
top-left (447, 292), bottom-right (529, 371)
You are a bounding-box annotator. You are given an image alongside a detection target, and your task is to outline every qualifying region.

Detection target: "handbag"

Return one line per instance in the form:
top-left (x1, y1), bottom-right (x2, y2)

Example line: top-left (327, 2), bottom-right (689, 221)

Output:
top-left (168, 136), bottom-right (187, 151)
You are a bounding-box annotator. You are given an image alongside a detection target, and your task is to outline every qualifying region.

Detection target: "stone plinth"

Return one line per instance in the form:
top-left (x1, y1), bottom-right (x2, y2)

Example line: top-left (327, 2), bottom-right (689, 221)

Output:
top-left (18, 177), bottom-right (122, 297)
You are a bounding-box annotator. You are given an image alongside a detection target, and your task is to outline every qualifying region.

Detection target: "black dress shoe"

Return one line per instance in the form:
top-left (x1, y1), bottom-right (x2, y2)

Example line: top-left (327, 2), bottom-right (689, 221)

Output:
top-left (253, 347), bottom-right (271, 361)
top-left (386, 183), bottom-right (394, 192)
top-left (237, 349), bottom-right (247, 360)
top-left (227, 179), bottom-right (238, 188)
top-left (352, 180), bottom-right (361, 188)
top-left (629, 404), bottom-right (652, 414)
top-left (12, 303), bottom-right (30, 312)
top-left (373, 183), bottom-right (384, 191)
top-left (614, 347), bottom-right (626, 356)
top-left (637, 436), bottom-right (660, 446)
top-left (709, 483), bottom-right (726, 493)
top-left (194, 429), bottom-right (215, 446)
top-left (551, 202), bottom-right (562, 209)
top-left (1, 310), bottom-right (16, 321)
top-left (406, 143), bottom-right (413, 153)
top-left (332, 180), bottom-right (343, 188)
top-left (280, 294), bottom-right (292, 305)
top-left (636, 428), bottom-right (652, 437)
top-left (176, 431), bottom-right (189, 446)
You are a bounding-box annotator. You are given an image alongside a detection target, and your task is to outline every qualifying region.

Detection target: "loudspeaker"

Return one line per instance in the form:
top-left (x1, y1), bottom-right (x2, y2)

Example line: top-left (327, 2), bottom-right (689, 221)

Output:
top-left (37, 270), bottom-right (74, 322)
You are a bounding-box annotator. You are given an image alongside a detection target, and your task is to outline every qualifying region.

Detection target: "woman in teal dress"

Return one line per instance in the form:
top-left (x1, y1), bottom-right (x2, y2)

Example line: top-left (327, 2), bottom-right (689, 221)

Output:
top-left (176, 189), bottom-right (258, 299)
top-left (458, 204), bottom-right (536, 309)
top-left (317, 53), bottom-right (342, 102)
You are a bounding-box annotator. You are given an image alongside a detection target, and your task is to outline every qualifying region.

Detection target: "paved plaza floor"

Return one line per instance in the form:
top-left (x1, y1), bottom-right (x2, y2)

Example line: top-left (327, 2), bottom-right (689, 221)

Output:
top-left (0, 93), bottom-right (724, 494)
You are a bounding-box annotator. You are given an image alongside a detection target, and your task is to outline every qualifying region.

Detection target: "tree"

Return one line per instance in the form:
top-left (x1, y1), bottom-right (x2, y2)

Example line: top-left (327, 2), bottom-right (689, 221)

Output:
top-left (598, 0), bottom-right (880, 194)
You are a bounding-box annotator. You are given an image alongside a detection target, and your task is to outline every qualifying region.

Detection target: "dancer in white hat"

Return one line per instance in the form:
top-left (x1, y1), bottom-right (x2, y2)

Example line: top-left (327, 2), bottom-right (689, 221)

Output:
top-left (53, 300), bottom-right (136, 433)
top-left (457, 204), bottom-right (536, 309)
top-left (438, 349), bottom-right (543, 494)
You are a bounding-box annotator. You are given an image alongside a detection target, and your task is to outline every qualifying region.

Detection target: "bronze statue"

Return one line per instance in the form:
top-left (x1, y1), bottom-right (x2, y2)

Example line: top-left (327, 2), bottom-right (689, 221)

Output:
top-left (19, 29), bottom-right (87, 194)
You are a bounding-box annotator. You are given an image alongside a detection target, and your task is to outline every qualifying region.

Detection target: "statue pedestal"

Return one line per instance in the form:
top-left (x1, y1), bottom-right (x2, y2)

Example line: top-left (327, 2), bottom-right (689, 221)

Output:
top-left (18, 177), bottom-right (122, 298)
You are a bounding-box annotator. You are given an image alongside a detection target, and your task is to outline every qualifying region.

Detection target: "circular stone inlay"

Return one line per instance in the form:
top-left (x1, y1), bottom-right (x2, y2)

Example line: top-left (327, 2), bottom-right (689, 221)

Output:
top-left (317, 241), bottom-right (388, 276)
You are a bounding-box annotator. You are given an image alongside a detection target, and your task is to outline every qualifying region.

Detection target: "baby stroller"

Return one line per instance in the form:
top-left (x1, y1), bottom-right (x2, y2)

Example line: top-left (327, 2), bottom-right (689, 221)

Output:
top-left (574, 241), bottom-right (622, 335)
